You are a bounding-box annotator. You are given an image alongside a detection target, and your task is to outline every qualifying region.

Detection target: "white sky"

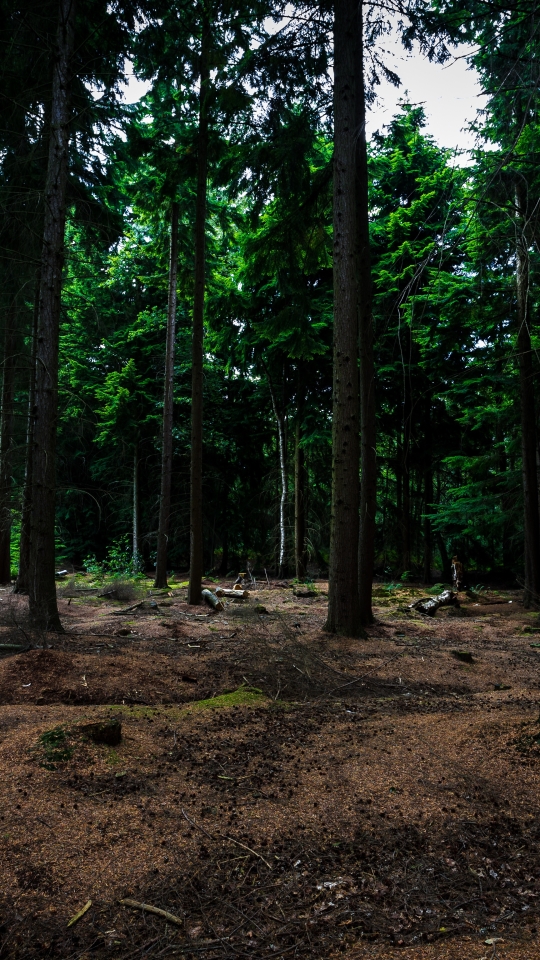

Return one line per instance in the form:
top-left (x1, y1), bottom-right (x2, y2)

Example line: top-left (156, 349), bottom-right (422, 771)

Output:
top-left (121, 39), bottom-right (483, 159)
top-left (366, 38), bottom-right (483, 160)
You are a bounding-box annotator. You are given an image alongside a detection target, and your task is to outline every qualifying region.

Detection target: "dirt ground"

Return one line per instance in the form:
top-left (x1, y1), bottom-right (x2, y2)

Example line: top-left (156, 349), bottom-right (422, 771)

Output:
top-left (1, 577), bottom-right (540, 960)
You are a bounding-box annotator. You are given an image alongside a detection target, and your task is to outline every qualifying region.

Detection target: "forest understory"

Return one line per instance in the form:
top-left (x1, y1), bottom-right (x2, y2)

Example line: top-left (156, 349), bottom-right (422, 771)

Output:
top-left (0, 578), bottom-right (540, 960)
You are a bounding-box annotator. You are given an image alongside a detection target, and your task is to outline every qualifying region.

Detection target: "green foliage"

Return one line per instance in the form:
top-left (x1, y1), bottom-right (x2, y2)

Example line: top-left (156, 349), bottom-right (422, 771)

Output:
top-left (35, 727), bottom-right (75, 770)
top-left (84, 537), bottom-right (144, 580)
top-left (3, 2), bottom-right (537, 588)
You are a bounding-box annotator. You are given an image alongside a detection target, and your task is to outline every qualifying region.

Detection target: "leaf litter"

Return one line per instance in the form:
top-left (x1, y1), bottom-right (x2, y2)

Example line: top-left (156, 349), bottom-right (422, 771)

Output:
top-left (0, 581), bottom-right (539, 958)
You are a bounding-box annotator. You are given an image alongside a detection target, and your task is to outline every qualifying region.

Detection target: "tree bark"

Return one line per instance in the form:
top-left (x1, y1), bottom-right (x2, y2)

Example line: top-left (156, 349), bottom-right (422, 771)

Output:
top-left (402, 374), bottom-right (412, 575)
top-left (266, 369), bottom-right (288, 577)
top-left (28, 0), bottom-right (76, 631)
top-left (325, 0), bottom-right (362, 636)
top-left (294, 419), bottom-right (308, 580)
top-left (515, 180), bottom-right (540, 607)
top-left (355, 0), bottom-right (376, 626)
top-left (188, 18), bottom-right (210, 606)
top-left (436, 530), bottom-right (451, 584)
top-left (155, 201), bottom-right (179, 588)
top-left (423, 397), bottom-right (433, 584)
top-left (14, 274), bottom-right (39, 594)
top-left (410, 589), bottom-right (458, 617)
top-left (133, 443), bottom-right (140, 571)
top-left (219, 527), bottom-right (229, 575)
top-left (0, 314), bottom-right (16, 583)
top-left (201, 588), bottom-right (223, 611)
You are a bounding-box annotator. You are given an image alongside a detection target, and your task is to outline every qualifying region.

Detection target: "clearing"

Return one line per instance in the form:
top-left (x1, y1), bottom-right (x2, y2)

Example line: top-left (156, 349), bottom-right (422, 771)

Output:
top-left (0, 577), bottom-right (540, 960)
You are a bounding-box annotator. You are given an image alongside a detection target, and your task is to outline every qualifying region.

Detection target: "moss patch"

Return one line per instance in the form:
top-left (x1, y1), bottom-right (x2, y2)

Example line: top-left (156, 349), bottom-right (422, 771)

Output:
top-left (34, 726), bottom-right (75, 770)
top-left (108, 685), bottom-right (266, 719)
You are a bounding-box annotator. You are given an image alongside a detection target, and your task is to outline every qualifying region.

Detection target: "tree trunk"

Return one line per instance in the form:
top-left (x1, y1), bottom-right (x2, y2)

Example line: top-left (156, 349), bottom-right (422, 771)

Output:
top-left (410, 589), bottom-right (458, 617)
top-left (28, 0), bottom-right (76, 631)
top-left (423, 397), bottom-right (433, 584)
top-left (133, 443), bottom-right (140, 571)
top-left (294, 419), bottom-right (308, 580)
top-left (219, 527), bottom-right (229, 575)
top-left (188, 18), bottom-right (210, 606)
top-left (0, 315), bottom-right (16, 583)
top-left (266, 369), bottom-right (288, 577)
top-left (14, 274), bottom-right (39, 594)
top-left (436, 531), bottom-right (451, 584)
top-left (155, 201), bottom-right (179, 588)
top-left (355, 0), bottom-right (376, 625)
top-left (325, 0), bottom-right (362, 636)
top-left (515, 181), bottom-right (540, 607)
top-left (402, 378), bottom-right (412, 575)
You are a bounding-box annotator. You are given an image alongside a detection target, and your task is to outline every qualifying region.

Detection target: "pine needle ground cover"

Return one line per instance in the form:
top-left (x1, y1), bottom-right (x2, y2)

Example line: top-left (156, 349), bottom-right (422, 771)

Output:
top-left (0, 581), bottom-right (539, 959)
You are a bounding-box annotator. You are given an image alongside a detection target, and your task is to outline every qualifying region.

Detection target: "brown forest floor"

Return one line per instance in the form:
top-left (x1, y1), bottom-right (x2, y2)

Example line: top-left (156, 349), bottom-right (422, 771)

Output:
top-left (1, 577), bottom-right (540, 960)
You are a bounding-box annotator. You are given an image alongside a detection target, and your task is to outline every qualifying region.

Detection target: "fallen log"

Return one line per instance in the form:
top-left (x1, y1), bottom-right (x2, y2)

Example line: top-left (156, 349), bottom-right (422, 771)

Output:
top-left (201, 588), bottom-right (224, 612)
top-left (409, 589), bottom-right (459, 617)
top-left (215, 588), bottom-right (249, 600)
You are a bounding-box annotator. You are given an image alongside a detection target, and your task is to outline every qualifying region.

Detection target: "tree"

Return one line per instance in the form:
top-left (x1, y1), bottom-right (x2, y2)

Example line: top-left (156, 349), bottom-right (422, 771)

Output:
top-left (325, 0), bottom-right (362, 635)
top-left (356, 0), bottom-right (376, 623)
top-left (155, 201), bottom-right (180, 587)
top-left (23, 0), bottom-right (140, 625)
top-left (28, 0), bottom-right (77, 630)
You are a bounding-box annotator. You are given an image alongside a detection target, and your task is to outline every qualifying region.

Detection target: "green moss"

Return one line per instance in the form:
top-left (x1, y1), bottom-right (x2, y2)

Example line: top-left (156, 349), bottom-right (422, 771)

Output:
top-left (35, 726), bottom-right (75, 769)
top-left (109, 685), bottom-right (266, 718)
top-left (185, 686), bottom-right (264, 712)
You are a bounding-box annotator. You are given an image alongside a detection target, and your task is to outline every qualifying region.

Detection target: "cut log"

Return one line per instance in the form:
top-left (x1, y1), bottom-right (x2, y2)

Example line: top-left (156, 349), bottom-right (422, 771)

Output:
top-left (201, 588), bottom-right (224, 611)
top-left (215, 588), bottom-right (248, 600)
top-left (409, 589), bottom-right (459, 617)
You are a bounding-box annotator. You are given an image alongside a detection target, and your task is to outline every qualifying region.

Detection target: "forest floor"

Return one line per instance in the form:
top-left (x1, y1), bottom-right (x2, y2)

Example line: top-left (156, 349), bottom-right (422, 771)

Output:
top-left (0, 576), bottom-right (540, 960)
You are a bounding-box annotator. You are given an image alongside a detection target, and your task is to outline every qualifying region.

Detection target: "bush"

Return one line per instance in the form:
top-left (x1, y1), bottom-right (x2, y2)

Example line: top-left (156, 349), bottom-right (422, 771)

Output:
top-left (84, 536), bottom-right (144, 581)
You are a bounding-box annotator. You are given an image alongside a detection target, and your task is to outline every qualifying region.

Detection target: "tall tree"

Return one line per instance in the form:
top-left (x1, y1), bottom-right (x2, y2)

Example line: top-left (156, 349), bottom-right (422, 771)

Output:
top-left (23, 0), bottom-right (138, 623)
top-left (188, 15), bottom-right (211, 604)
top-left (155, 200), bottom-right (179, 587)
top-left (325, 0), bottom-right (362, 635)
top-left (463, 0), bottom-right (540, 604)
top-left (28, 0), bottom-right (77, 630)
top-left (356, 0), bottom-right (376, 624)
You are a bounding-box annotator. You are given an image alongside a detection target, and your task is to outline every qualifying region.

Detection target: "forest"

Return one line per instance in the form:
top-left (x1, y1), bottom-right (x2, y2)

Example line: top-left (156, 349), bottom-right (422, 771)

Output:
top-left (2, 0), bottom-right (540, 634)
top-left (2, 1), bottom-right (540, 959)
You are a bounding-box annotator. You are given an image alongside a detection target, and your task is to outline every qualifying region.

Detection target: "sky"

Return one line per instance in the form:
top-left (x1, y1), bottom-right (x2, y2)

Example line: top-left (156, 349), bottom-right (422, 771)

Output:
top-left (121, 37), bottom-right (483, 159)
top-left (365, 37), bottom-right (483, 159)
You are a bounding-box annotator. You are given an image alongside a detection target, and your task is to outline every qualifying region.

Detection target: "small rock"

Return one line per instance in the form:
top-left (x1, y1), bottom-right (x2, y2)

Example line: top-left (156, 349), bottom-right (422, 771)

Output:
top-left (254, 604), bottom-right (267, 614)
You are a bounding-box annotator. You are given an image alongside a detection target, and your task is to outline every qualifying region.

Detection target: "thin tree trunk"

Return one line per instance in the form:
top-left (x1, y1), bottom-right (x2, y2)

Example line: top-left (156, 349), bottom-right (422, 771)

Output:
top-left (219, 528), bottom-right (229, 576)
top-left (266, 370), bottom-right (287, 577)
top-left (436, 531), bottom-right (451, 584)
top-left (133, 443), bottom-right (140, 571)
top-left (402, 374), bottom-right (412, 574)
top-left (395, 436), bottom-right (402, 564)
top-left (28, 0), bottom-right (75, 631)
top-left (325, 0), bottom-right (362, 636)
top-left (355, 0), bottom-right (376, 625)
top-left (188, 17), bottom-right (210, 606)
top-left (0, 314), bottom-right (16, 583)
top-left (515, 181), bottom-right (540, 607)
top-left (423, 397), bottom-right (433, 584)
top-left (14, 274), bottom-right (39, 594)
top-left (294, 420), bottom-right (307, 581)
top-left (155, 201), bottom-right (179, 588)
